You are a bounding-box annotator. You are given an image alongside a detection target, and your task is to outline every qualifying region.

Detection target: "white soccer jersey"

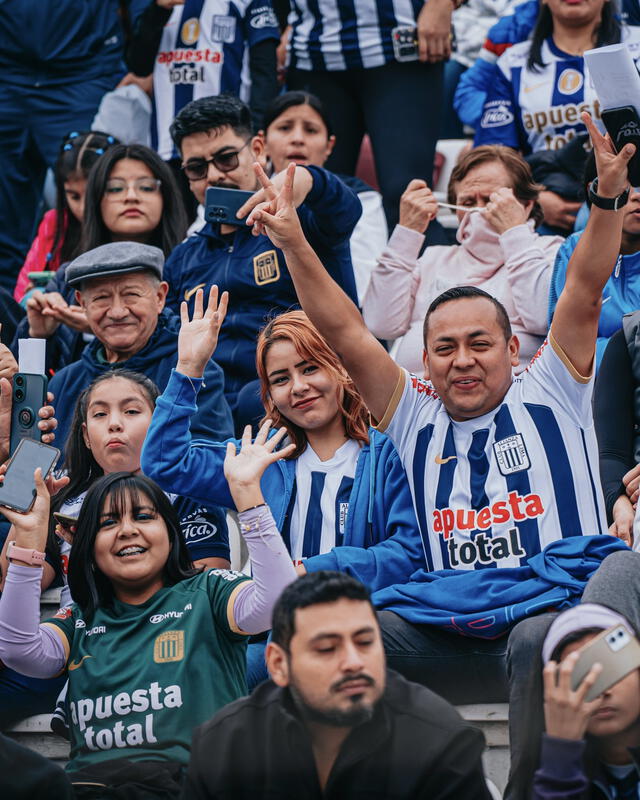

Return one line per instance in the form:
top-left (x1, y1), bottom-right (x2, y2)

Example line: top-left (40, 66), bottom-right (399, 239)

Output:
top-left (288, 0), bottom-right (424, 71)
top-left (289, 439), bottom-right (361, 563)
top-left (378, 334), bottom-right (606, 572)
top-left (152, 0), bottom-right (279, 159)
top-left (476, 30), bottom-right (640, 154)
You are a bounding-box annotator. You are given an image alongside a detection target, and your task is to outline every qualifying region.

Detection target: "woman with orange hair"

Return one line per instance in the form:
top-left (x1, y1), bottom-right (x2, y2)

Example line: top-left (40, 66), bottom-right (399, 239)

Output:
top-left (142, 290), bottom-right (422, 595)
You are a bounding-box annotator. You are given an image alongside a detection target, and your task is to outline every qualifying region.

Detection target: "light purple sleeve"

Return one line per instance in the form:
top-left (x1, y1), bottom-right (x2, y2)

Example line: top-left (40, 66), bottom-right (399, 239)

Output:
top-left (231, 505), bottom-right (297, 634)
top-left (0, 563), bottom-right (68, 678)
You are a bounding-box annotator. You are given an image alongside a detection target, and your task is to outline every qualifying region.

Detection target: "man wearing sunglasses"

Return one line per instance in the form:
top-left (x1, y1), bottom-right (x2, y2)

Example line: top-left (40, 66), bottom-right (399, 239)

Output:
top-left (164, 94), bottom-right (361, 420)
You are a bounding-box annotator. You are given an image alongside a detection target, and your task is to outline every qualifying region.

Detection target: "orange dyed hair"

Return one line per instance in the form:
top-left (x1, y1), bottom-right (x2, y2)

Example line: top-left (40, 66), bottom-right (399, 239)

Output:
top-left (256, 310), bottom-right (370, 459)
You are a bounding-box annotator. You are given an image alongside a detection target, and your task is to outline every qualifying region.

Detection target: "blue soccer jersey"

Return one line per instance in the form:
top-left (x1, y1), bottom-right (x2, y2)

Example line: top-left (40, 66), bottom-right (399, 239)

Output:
top-left (152, 0), bottom-right (279, 158)
top-left (475, 31), bottom-right (640, 153)
top-left (376, 334), bottom-right (606, 573)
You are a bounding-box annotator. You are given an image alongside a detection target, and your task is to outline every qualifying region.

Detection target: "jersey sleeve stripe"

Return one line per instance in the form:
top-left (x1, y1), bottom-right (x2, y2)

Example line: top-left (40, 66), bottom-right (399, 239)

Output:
top-left (227, 580), bottom-right (253, 635)
top-left (549, 329), bottom-right (591, 384)
top-left (373, 367), bottom-right (406, 432)
top-left (41, 621), bottom-right (71, 667)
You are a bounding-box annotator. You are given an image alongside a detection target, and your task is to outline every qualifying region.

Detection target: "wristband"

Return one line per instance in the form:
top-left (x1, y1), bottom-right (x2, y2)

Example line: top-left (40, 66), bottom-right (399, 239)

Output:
top-left (7, 541), bottom-right (46, 566)
top-left (588, 177), bottom-right (630, 211)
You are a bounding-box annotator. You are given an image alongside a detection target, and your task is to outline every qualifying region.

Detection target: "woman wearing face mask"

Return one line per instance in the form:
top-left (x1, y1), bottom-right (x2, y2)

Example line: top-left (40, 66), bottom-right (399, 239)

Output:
top-left (19, 143), bottom-right (187, 374)
top-left (362, 145), bottom-right (563, 375)
top-left (261, 91), bottom-right (388, 303)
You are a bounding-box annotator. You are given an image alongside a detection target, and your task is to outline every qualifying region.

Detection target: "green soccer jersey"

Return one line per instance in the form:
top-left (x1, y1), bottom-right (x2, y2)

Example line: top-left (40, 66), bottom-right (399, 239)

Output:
top-left (44, 568), bottom-right (251, 773)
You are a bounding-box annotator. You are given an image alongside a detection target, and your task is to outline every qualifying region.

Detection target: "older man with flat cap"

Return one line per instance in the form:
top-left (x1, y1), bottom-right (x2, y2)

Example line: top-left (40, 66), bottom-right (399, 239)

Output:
top-left (48, 241), bottom-right (232, 454)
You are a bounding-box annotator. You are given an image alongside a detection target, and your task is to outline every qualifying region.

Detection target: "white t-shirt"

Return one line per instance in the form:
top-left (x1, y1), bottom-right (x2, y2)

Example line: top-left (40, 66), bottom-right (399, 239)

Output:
top-left (289, 439), bottom-right (361, 563)
top-left (378, 333), bottom-right (606, 572)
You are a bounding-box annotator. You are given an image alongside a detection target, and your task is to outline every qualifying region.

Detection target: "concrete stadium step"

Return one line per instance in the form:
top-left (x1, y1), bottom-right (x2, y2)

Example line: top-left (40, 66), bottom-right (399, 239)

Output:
top-left (5, 704), bottom-right (510, 795)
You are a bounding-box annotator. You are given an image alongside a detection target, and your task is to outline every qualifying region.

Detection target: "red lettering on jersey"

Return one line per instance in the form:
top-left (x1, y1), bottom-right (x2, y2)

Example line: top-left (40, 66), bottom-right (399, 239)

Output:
top-left (432, 492), bottom-right (545, 538)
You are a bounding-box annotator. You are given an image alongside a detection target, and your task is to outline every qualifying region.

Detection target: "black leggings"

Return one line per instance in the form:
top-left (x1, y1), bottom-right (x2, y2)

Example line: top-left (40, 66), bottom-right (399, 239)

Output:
top-left (287, 59), bottom-right (444, 233)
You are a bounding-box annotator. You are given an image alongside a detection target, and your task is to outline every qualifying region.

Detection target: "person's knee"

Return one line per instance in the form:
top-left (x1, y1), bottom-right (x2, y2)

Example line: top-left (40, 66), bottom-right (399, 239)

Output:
top-left (506, 613), bottom-right (556, 678)
top-left (583, 549), bottom-right (640, 605)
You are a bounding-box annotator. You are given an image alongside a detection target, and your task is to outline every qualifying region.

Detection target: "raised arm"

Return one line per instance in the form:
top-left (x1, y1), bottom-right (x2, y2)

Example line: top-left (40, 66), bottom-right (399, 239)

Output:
top-left (247, 162), bottom-right (402, 423)
top-left (551, 113), bottom-right (635, 377)
top-left (224, 422), bottom-right (297, 634)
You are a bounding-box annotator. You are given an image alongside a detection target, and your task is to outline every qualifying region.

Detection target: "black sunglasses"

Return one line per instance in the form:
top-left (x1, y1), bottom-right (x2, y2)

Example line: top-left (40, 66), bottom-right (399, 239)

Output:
top-left (181, 139), bottom-right (252, 180)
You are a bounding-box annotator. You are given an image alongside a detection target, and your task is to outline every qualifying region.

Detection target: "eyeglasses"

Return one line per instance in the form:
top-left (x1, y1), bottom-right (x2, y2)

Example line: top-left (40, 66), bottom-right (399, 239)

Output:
top-left (104, 177), bottom-right (162, 199)
top-left (181, 139), bottom-right (252, 180)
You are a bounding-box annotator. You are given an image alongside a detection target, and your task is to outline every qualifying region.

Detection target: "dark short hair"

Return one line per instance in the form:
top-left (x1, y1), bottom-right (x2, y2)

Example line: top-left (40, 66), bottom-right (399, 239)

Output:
top-left (423, 285), bottom-right (513, 347)
top-left (67, 472), bottom-right (197, 619)
top-left (170, 95), bottom-right (253, 151)
top-left (263, 91), bottom-right (334, 137)
top-left (447, 145), bottom-right (544, 227)
top-left (271, 572), bottom-right (374, 651)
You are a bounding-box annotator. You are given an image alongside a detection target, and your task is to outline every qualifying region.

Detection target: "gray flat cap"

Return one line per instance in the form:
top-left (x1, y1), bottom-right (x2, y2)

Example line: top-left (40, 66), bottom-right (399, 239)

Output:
top-left (66, 241), bottom-right (164, 287)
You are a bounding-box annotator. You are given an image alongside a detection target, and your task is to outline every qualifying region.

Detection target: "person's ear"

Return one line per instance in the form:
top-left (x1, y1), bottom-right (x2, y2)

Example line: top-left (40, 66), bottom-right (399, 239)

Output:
top-left (81, 421), bottom-right (91, 450)
top-left (266, 642), bottom-right (290, 687)
top-left (156, 281), bottom-right (169, 312)
top-left (75, 289), bottom-right (86, 309)
top-left (422, 347), bottom-right (430, 381)
top-left (509, 334), bottom-right (520, 368)
top-left (325, 135), bottom-right (336, 161)
top-left (251, 134), bottom-right (267, 169)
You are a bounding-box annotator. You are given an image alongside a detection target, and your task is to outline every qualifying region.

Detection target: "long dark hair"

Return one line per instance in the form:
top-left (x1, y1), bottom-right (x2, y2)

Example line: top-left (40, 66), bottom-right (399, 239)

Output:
top-left (79, 143), bottom-right (187, 257)
top-left (52, 131), bottom-right (119, 264)
top-left (68, 472), bottom-right (197, 619)
top-left (527, 2), bottom-right (620, 72)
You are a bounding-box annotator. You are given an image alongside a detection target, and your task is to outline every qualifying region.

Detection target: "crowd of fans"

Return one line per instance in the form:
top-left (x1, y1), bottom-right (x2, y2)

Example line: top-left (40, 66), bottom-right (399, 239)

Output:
top-left (4, 1), bottom-right (640, 798)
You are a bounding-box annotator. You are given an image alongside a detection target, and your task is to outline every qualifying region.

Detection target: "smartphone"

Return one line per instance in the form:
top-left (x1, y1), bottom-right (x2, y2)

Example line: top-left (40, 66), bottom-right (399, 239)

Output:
top-left (391, 26), bottom-right (418, 62)
top-left (0, 438), bottom-right (59, 513)
top-left (205, 186), bottom-right (253, 226)
top-left (601, 105), bottom-right (640, 186)
top-left (9, 372), bottom-right (48, 455)
top-left (27, 271), bottom-right (56, 287)
top-left (53, 512), bottom-right (78, 529)
top-left (571, 624), bottom-right (640, 701)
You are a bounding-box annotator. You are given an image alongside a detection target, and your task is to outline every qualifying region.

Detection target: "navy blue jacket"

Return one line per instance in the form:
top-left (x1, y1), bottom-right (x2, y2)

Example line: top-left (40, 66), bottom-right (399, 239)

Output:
top-left (163, 166), bottom-right (361, 409)
top-left (49, 309), bottom-right (233, 463)
top-left (0, 1), bottom-right (148, 86)
top-left (141, 370), bottom-right (425, 593)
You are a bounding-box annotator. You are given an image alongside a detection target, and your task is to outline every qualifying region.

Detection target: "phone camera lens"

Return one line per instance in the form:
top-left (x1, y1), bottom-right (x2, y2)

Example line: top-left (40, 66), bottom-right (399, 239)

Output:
top-left (15, 388), bottom-right (24, 402)
top-left (15, 376), bottom-right (24, 386)
top-left (18, 408), bottom-right (33, 427)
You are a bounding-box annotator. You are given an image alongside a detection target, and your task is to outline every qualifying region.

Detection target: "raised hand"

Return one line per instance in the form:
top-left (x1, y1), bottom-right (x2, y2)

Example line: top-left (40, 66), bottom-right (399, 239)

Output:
top-left (484, 187), bottom-right (531, 235)
top-left (583, 111), bottom-right (635, 198)
top-left (245, 163), bottom-right (307, 251)
top-left (0, 468), bottom-right (51, 552)
top-left (224, 419), bottom-right (295, 512)
top-left (399, 179), bottom-right (438, 233)
top-left (177, 285), bottom-right (229, 378)
top-left (542, 650), bottom-right (604, 741)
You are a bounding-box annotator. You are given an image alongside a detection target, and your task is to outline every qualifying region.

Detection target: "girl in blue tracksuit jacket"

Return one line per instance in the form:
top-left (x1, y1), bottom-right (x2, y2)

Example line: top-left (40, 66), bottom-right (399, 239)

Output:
top-left (141, 308), bottom-right (424, 594)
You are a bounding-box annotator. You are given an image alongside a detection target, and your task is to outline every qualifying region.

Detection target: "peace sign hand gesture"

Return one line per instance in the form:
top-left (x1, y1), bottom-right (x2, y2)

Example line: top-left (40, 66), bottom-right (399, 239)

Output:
top-left (582, 111), bottom-right (635, 198)
top-left (177, 285), bottom-right (229, 378)
top-left (245, 163), bottom-right (307, 251)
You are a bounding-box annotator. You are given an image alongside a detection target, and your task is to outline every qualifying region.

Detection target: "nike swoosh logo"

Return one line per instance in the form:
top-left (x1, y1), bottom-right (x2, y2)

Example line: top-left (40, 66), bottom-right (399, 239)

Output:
top-left (68, 655), bottom-right (93, 671)
top-left (434, 455), bottom-right (457, 465)
top-left (523, 81), bottom-right (549, 93)
top-left (184, 283), bottom-right (206, 302)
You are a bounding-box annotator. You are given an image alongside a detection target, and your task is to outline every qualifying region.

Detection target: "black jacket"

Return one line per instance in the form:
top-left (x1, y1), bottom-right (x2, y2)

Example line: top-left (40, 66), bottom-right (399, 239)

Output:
top-left (182, 670), bottom-right (491, 800)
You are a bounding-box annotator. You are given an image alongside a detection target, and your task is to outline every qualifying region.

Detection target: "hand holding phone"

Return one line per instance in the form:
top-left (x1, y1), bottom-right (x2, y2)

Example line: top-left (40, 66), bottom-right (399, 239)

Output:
top-left (205, 187), bottom-right (254, 226)
top-left (9, 372), bottom-right (48, 455)
top-left (542, 649), bottom-right (604, 741)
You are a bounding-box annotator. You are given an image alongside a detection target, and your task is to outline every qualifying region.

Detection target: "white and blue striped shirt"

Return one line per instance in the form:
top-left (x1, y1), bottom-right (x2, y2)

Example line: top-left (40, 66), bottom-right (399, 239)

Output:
top-left (475, 30), bottom-right (640, 154)
top-left (152, 0), bottom-right (279, 159)
top-left (288, 0), bottom-right (424, 71)
top-left (378, 334), bottom-right (606, 572)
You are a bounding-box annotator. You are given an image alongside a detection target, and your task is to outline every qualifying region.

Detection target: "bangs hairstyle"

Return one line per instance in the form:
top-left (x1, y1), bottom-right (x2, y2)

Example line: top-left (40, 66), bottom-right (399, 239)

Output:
top-left (256, 310), bottom-right (369, 459)
top-left (447, 145), bottom-right (544, 227)
top-left (67, 472), bottom-right (197, 620)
